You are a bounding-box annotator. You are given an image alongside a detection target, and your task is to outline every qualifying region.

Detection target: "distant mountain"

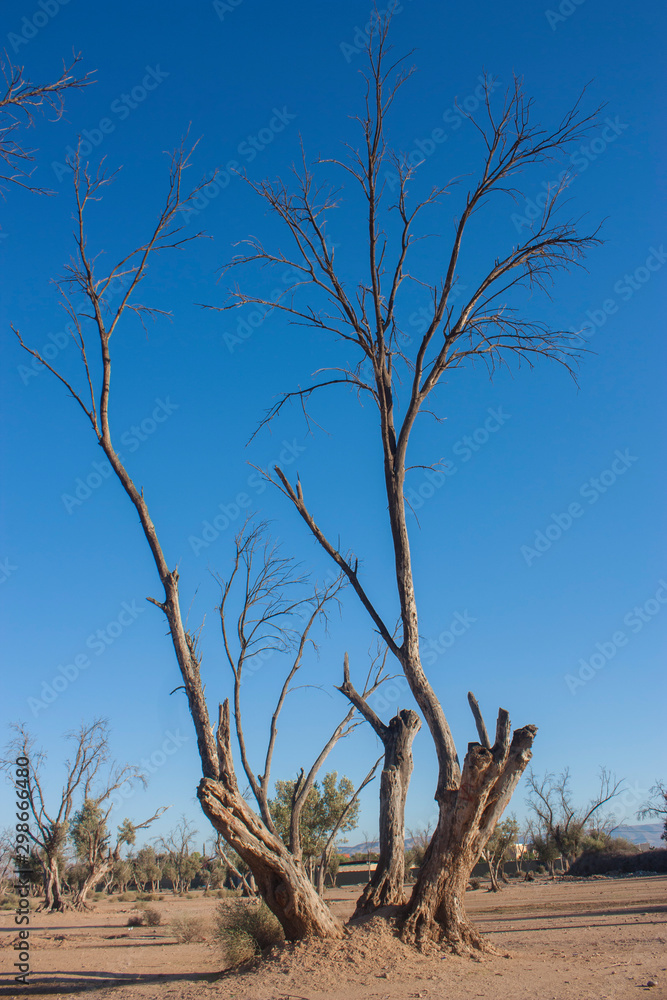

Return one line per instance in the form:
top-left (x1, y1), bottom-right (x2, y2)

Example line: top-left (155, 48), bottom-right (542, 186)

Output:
top-left (342, 824), bottom-right (664, 856)
top-left (614, 824), bottom-right (664, 848)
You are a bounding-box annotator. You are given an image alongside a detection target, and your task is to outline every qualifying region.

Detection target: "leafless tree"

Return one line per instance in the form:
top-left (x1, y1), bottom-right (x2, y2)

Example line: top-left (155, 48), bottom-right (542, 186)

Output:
top-left (207, 11), bottom-right (602, 951)
top-left (637, 781), bottom-right (667, 841)
top-left (526, 767), bottom-right (624, 869)
top-left (338, 650), bottom-right (420, 915)
top-left (0, 51), bottom-right (93, 198)
top-left (0, 827), bottom-right (14, 896)
top-left (13, 147), bottom-right (383, 940)
top-left (213, 518), bottom-right (387, 917)
top-left (1, 719), bottom-right (149, 911)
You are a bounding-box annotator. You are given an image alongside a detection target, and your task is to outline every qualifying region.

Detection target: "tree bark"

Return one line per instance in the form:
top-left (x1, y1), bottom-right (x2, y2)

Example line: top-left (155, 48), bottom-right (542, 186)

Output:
top-left (401, 722), bottom-right (537, 953)
top-left (337, 653), bottom-right (421, 915)
top-left (353, 709), bottom-right (421, 916)
top-left (72, 857), bottom-right (113, 910)
top-left (39, 855), bottom-right (67, 913)
top-left (197, 701), bottom-right (343, 941)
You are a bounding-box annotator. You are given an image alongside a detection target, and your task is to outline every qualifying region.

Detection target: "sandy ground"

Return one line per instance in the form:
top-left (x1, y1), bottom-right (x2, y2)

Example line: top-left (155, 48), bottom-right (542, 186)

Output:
top-left (0, 875), bottom-right (665, 1000)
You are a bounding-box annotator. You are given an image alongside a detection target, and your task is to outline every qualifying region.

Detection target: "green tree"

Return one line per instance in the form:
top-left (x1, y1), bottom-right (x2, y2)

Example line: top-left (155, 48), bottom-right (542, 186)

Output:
top-left (270, 773), bottom-right (359, 877)
top-left (133, 846), bottom-right (161, 892)
top-left (70, 802), bottom-right (165, 908)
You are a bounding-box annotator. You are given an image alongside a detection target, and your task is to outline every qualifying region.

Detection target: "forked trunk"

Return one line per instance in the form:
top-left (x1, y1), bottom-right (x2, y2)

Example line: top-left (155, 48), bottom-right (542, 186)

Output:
top-left (353, 709), bottom-right (420, 916)
top-left (402, 722), bottom-right (537, 953)
top-left (73, 859), bottom-right (113, 910)
top-left (198, 701), bottom-right (342, 941)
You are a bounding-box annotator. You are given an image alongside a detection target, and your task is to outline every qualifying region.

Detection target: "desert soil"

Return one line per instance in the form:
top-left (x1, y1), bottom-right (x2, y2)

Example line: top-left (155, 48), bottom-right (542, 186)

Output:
top-left (0, 875), bottom-right (665, 1000)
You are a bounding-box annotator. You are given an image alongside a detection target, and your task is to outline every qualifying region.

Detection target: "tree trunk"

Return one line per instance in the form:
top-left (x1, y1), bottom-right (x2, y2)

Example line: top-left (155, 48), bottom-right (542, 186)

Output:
top-left (337, 655), bottom-right (421, 915)
top-left (39, 855), bottom-right (67, 913)
top-left (72, 859), bottom-right (113, 910)
top-left (198, 701), bottom-right (342, 941)
top-left (353, 709), bottom-right (420, 916)
top-left (401, 722), bottom-right (537, 953)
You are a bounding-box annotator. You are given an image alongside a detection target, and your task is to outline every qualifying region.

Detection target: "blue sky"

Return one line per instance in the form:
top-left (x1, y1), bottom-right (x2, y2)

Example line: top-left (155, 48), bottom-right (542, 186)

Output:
top-left (1, 0), bottom-right (665, 851)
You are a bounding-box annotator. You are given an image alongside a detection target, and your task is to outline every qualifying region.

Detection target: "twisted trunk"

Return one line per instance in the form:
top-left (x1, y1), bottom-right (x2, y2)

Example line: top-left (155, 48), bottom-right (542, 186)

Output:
top-left (39, 855), bottom-right (66, 913)
top-left (198, 702), bottom-right (342, 940)
top-left (72, 858), bottom-right (113, 910)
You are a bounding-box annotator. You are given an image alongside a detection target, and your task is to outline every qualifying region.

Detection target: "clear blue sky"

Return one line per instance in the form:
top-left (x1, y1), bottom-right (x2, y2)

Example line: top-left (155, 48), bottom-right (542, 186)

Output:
top-left (1, 0), bottom-right (665, 851)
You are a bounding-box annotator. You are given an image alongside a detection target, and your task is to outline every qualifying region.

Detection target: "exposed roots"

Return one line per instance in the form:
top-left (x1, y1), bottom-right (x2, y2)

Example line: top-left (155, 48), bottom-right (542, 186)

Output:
top-left (400, 907), bottom-right (497, 957)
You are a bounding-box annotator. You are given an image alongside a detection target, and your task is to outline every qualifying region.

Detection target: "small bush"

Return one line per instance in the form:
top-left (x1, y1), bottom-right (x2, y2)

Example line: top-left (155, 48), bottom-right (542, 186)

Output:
top-left (223, 928), bottom-right (258, 966)
top-left (171, 914), bottom-right (209, 943)
top-left (468, 879), bottom-right (481, 891)
top-left (215, 899), bottom-right (284, 965)
top-left (127, 914), bottom-right (144, 927)
top-left (0, 894), bottom-right (19, 910)
top-left (137, 892), bottom-right (156, 902)
top-left (118, 892), bottom-right (135, 902)
top-left (215, 887), bottom-right (240, 899)
top-left (144, 907), bottom-right (161, 927)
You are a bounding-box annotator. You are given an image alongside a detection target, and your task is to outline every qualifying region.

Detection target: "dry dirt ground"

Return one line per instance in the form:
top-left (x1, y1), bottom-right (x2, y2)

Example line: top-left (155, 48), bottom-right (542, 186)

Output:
top-left (0, 875), bottom-right (665, 1000)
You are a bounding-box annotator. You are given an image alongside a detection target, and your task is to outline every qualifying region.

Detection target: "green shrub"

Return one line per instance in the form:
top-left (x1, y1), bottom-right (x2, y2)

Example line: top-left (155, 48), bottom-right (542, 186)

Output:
top-left (144, 907), bottom-right (161, 927)
top-left (0, 894), bottom-right (19, 910)
top-left (215, 899), bottom-right (284, 965)
top-left (127, 913), bottom-right (144, 927)
top-left (223, 928), bottom-right (258, 966)
top-left (118, 892), bottom-right (135, 902)
top-left (170, 914), bottom-right (209, 943)
top-left (137, 892), bottom-right (156, 902)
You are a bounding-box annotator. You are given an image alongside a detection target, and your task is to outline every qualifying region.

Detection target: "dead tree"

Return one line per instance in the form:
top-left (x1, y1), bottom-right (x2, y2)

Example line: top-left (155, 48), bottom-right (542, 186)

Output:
top-left (13, 145), bottom-right (351, 940)
top-left (526, 767), bottom-right (624, 869)
top-left (217, 519), bottom-right (387, 904)
top-left (208, 11), bottom-right (602, 952)
top-left (0, 52), bottom-right (92, 197)
top-left (1, 720), bottom-right (150, 912)
top-left (338, 652), bottom-right (420, 915)
top-left (13, 161), bottom-right (385, 939)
